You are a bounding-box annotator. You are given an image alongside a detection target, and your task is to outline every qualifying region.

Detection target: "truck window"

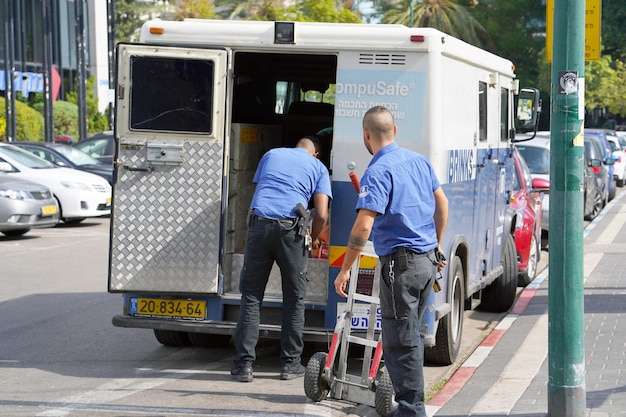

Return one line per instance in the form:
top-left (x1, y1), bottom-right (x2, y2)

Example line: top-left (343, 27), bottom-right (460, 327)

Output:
top-left (129, 57), bottom-right (214, 133)
top-left (479, 82), bottom-right (487, 141)
top-left (500, 87), bottom-right (509, 141)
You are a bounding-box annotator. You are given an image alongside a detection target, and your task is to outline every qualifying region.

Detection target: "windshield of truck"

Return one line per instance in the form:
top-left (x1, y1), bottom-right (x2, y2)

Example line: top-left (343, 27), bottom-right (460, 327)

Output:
top-left (129, 57), bottom-right (214, 133)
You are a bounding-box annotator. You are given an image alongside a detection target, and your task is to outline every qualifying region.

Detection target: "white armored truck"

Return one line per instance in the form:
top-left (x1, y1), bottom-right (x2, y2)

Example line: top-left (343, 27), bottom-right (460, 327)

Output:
top-left (109, 19), bottom-right (540, 365)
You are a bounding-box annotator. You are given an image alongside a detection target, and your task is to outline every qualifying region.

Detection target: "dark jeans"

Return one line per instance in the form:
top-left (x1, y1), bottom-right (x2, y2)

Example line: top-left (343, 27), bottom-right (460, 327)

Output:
top-left (233, 219), bottom-right (308, 367)
top-left (380, 250), bottom-right (435, 417)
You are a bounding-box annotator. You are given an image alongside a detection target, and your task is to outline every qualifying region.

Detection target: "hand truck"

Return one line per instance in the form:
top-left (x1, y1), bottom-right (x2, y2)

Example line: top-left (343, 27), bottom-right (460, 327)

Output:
top-left (304, 241), bottom-right (395, 416)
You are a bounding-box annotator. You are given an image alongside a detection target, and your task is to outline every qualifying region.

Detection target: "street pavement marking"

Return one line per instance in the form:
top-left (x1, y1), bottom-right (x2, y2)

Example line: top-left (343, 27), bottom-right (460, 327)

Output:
top-left (470, 312), bottom-right (549, 414)
top-left (594, 211), bottom-right (624, 244)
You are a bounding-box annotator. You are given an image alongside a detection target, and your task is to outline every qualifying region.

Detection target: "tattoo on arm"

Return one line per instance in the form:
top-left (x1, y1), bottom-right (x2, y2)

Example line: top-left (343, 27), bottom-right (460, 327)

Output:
top-left (347, 234), bottom-right (368, 251)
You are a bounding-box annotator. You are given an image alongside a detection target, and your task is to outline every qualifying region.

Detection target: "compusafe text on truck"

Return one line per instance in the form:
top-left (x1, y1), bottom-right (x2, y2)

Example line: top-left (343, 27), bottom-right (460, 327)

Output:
top-left (108, 19), bottom-right (541, 366)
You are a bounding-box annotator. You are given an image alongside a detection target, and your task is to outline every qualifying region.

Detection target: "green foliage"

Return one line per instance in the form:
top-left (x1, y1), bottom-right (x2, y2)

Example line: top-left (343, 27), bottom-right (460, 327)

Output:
top-left (172, 0), bottom-right (215, 19)
top-left (0, 97), bottom-right (45, 141)
top-left (382, 0), bottom-right (485, 46)
top-left (114, 0), bottom-right (165, 43)
top-left (65, 75), bottom-right (110, 134)
top-left (214, 0), bottom-right (361, 22)
top-left (52, 101), bottom-right (80, 138)
top-left (608, 60), bottom-right (626, 117)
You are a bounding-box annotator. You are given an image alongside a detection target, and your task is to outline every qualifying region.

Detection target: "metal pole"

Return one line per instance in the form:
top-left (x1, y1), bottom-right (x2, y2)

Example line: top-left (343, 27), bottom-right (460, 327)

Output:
top-left (3, 0), bottom-right (16, 142)
top-left (548, 0), bottom-right (586, 415)
top-left (42, 0), bottom-right (55, 143)
top-left (75, 0), bottom-right (88, 142)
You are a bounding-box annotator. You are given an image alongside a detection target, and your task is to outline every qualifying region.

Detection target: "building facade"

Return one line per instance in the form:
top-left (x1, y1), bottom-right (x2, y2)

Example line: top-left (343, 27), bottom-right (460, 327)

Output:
top-left (1, 0), bottom-right (112, 114)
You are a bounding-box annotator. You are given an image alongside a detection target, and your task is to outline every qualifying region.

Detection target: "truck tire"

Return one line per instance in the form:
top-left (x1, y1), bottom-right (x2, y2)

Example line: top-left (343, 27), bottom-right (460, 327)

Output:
top-left (518, 234), bottom-right (539, 287)
top-left (374, 367), bottom-right (396, 417)
top-left (480, 233), bottom-right (518, 312)
top-left (425, 255), bottom-right (464, 365)
top-left (153, 329), bottom-right (191, 346)
top-left (304, 352), bottom-right (330, 402)
top-left (188, 332), bottom-right (231, 348)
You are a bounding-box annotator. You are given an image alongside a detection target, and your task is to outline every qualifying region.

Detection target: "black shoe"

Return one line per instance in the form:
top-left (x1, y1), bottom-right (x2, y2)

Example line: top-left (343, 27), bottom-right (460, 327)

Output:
top-left (280, 362), bottom-right (306, 380)
top-left (230, 362), bottom-right (253, 382)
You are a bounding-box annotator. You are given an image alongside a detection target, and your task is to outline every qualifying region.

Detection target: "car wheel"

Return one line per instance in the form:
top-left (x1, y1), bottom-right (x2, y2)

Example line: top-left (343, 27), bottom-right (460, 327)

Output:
top-left (63, 218), bottom-right (86, 224)
top-left (584, 190), bottom-right (603, 221)
top-left (188, 332), bottom-right (231, 348)
top-left (1, 229), bottom-right (30, 237)
top-left (518, 234), bottom-right (539, 287)
top-left (480, 233), bottom-right (518, 312)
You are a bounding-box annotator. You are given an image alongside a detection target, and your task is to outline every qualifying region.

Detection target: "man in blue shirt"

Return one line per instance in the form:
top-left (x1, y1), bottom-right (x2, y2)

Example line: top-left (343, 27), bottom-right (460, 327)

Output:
top-left (334, 106), bottom-right (448, 417)
top-left (232, 136), bottom-right (332, 382)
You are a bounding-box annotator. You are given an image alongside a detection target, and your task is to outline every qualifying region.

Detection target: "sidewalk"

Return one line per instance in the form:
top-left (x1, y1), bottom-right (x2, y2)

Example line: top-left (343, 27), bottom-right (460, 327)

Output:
top-left (424, 190), bottom-right (626, 416)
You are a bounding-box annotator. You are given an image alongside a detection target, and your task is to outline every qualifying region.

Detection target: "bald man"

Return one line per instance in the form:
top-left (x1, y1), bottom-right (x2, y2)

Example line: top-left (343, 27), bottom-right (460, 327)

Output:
top-left (231, 136), bottom-right (332, 383)
top-left (335, 106), bottom-right (448, 417)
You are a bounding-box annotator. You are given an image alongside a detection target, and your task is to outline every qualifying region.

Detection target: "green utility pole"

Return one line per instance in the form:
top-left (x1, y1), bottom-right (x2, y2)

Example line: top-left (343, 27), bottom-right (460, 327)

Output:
top-left (548, 0), bottom-right (586, 415)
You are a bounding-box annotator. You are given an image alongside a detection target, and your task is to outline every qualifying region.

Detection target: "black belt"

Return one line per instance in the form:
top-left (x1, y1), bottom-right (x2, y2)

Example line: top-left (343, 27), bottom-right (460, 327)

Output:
top-left (252, 214), bottom-right (296, 226)
top-left (379, 247), bottom-right (434, 264)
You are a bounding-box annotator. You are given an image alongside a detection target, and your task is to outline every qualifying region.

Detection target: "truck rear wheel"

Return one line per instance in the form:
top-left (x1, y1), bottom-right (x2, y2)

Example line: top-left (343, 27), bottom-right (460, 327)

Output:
top-left (480, 233), bottom-right (518, 312)
top-left (153, 329), bottom-right (191, 346)
top-left (425, 255), bottom-right (464, 365)
top-left (188, 332), bottom-right (231, 348)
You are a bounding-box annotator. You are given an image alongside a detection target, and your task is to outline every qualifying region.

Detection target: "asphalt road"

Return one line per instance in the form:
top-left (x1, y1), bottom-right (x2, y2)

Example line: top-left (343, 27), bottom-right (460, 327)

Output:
top-left (0, 217), bottom-right (547, 417)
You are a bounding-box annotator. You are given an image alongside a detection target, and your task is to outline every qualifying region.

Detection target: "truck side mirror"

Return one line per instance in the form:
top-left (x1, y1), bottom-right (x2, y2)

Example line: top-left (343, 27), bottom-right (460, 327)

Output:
top-left (515, 88), bottom-right (541, 134)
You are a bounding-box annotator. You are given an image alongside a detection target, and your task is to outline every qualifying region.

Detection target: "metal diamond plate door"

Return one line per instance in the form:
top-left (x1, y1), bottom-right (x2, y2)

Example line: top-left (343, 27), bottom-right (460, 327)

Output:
top-left (109, 140), bottom-right (222, 293)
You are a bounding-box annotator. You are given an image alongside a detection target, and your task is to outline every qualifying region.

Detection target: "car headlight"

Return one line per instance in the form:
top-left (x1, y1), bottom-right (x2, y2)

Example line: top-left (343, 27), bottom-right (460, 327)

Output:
top-left (0, 189), bottom-right (32, 200)
top-left (60, 181), bottom-right (92, 191)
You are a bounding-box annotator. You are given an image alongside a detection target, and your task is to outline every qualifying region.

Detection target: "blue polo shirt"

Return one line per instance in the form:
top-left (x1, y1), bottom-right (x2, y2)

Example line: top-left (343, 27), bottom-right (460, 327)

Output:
top-left (251, 147), bottom-right (332, 219)
top-left (356, 143), bottom-right (440, 256)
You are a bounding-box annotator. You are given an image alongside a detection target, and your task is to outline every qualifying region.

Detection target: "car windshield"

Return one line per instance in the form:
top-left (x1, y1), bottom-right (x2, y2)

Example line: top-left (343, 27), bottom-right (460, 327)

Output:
top-left (516, 145), bottom-right (550, 175)
top-left (55, 146), bottom-right (104, 166)
top-left (0, 146), bottom-right (57, 169)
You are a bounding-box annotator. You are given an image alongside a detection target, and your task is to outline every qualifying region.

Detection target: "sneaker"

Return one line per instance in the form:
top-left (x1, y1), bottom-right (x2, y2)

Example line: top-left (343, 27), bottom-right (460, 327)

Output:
top-left (280, 362), bottom-right (306, 380)
top-left (230, 362), bottom-right (253, 382)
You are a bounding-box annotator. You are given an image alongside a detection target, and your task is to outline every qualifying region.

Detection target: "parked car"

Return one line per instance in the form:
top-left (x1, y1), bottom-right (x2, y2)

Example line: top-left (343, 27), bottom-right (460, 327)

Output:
top-left (584, 129), bottom-right (617, 200)
top-left (12, 142), bottom-right (113, 185)
top-left (583, 137), bottom-right (609, 220)
top-left (515, 132), bottom-right (605, 231)
top-left (606, 135), bottom-right (626, 187)
top-left (511, 148), bottom-right (548, 286)
top-left (0, 174), bottom-right (59, 236)
top-left (73, 131), bottom-right (114, 165)
top-left (0, 143), bottom-right (111, 223)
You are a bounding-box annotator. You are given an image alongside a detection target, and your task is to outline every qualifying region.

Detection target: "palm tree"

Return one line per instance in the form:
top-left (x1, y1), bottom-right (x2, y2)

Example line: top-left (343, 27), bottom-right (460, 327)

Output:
top-left (382, 0), bottom-right (485, 47)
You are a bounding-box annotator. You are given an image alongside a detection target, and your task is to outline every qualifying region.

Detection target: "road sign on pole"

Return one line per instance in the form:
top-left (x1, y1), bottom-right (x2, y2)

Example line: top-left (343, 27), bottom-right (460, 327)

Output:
top-left (546, 0), bottom-right (601, 62)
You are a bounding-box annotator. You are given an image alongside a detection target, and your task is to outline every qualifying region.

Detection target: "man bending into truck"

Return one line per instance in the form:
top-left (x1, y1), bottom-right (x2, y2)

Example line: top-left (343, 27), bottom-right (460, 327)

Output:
top-left (334, 106), bottom-right (448, 417)
top-left (231, 136), bottom-right (332, 382)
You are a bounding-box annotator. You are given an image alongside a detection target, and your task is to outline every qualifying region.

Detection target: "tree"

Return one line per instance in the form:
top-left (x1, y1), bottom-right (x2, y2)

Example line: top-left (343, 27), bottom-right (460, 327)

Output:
top-left (469, 0), bottom-right (545, 90)
top-left (171, 0), bottom-right (215, 19)
top-left (601, 0), bottom-right (626, 61)
top-left (381, 0), bottom-right (486, 46)
top-left (114, 0), bottom-right (166, 42)
top-left (215, 0), bottom-right (361, 22)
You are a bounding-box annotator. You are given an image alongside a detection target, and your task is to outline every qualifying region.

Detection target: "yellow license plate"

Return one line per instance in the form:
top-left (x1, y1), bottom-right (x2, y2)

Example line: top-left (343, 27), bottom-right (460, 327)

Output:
top-left (106, 197), bottom-right (112, 206)
top-left (131, 297), bottom-right (206, 320)
top-left (41, 205), bottom-right (58, 216)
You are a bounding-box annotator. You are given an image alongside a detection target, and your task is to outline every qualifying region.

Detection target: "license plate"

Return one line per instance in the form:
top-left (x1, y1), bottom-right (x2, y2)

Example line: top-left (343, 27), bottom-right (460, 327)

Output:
top-left (130, 297), bottom-right (206, 320)
top-left (106, 197), bottom-right (112, 207)
top-left (41, 205), bottom-right (58, 216)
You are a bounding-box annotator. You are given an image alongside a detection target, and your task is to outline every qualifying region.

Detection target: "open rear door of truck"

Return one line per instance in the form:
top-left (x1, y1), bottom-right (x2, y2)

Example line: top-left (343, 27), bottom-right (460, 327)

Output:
top-left (109, 44), bottom-right (228, 294)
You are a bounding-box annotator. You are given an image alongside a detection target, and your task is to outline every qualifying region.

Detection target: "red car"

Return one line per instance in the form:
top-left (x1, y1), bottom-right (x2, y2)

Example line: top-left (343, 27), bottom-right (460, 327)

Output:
top-left (511, 148), bottom-right (549, 287)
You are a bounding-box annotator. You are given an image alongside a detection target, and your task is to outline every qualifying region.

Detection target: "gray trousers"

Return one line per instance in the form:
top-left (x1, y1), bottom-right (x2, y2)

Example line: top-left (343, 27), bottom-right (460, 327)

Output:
top-left (233, 218), bottom-right (308, 367)
top-left (380, 250), bottom-right (435, 417)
